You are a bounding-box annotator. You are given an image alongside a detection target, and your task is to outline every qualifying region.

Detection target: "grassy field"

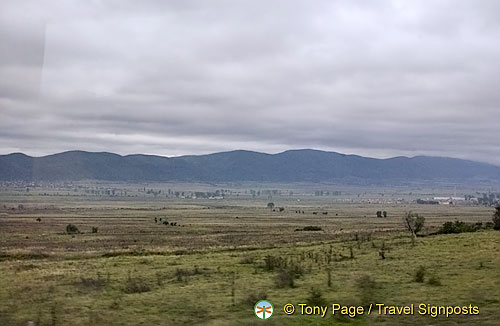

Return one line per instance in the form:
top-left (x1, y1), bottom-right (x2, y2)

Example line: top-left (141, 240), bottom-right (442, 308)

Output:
top-left (0, 185), bottom-right (499, 325)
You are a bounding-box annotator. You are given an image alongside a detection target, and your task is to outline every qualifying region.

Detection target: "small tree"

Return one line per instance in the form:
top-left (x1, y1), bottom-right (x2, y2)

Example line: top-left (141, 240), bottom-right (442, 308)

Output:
top-left (404, 212), bottom-right (425, 242)
top-left (267, 202), bottom-right (275, 210)
top-left (383, 211), bottom-right (387, 218)
top-left (493, 205), bottom-right (500, 230)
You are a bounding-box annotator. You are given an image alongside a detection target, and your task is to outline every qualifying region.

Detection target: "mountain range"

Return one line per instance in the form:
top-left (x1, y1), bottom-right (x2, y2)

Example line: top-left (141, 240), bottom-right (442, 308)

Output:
top-left (1, 149), bottom-right (500, 184)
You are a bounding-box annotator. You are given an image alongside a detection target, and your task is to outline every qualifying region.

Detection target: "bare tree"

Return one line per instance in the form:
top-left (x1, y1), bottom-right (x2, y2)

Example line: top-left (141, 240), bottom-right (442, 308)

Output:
top-left (404, 211), bottom-right (425, 244)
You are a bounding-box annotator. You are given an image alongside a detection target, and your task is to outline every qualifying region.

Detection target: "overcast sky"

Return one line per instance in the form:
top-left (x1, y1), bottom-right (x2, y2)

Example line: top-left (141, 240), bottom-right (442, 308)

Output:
top-left (1, 1), bottom-right (499, 164)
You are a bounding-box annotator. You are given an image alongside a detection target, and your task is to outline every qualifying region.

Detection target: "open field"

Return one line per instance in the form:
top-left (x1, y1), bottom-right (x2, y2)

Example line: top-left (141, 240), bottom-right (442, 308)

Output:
top-left (1, 185), bottom-right (499, 325)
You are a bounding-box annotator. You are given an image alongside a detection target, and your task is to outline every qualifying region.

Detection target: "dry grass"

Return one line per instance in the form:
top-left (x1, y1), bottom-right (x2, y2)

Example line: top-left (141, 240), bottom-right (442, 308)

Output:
top-left (0, 183), bottom-right (498, 325)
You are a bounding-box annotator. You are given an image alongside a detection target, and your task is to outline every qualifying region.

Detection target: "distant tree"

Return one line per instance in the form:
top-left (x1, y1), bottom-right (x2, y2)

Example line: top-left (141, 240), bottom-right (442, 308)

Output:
top-left (493, 205), bottom-right (500, 230)
top-left (404, 212), bottom-right (425, 239)
top-left (267, 202), bottom-right (275, 210)
top-left (376, 211), bottom-right (382, 218)
top-left (66, 224), bottom-right (80, 234)
top-left (383, 211), bottom-right (387, 218)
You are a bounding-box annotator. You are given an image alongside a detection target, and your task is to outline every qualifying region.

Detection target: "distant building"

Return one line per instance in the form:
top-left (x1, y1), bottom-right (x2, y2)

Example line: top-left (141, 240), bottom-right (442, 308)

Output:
top-left (433, 196), bottom-right (466, 205)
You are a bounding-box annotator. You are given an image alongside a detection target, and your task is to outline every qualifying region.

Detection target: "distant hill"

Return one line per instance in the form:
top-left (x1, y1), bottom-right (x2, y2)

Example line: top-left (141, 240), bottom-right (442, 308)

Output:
top-left (1, 149), bottom-right (500, 184)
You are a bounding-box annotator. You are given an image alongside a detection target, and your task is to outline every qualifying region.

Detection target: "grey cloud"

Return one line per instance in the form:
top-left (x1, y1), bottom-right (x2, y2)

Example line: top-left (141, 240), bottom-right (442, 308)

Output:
top-left (0, 0), bottom-right (499, 164)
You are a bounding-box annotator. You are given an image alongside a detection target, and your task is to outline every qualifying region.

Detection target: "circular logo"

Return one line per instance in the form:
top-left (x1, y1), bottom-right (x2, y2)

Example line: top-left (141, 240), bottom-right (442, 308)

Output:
top-left (254, 300), bottom-right (274, 320)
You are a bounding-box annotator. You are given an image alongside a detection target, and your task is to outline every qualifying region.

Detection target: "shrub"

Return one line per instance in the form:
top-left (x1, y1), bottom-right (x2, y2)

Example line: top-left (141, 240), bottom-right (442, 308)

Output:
top-left (239, 255), bottom-right (255, 264)
top-left (355, 275), bottom-right (376, 306)
top-left (378, 247), bottom-right (386, 260)
top-left (174, 266), bottom-right (208, 282)
top-left (288, 262), bottom-right (304, 278)
top-left (91, 227), bottom-right (98, 233)
top-left (155, 271), bottom-right (165, 286)
top-left (296, 226), bottom-right (322, 231)
top-left (175, 268), bottom-right (189, 282)
top-left (243, 291), bottom-right (268, 306)
top-left (437, 221), bottom-right (483, 234)
top-left (493, 205), bottom-right (500, 230)
top-left (263, 255), bottom-right (285, 271)
top-left (275, 269), bottom-right (294, 288)
top-left (428, 275), bottom-right (442, 286)
top-left (306, 288), bottom-right (326, 306)
top-left (415, 266), bottom-right (426, 283)
top-left (79, 275), bottom-right (107, 290)
top-left (303, 225), bottom-right (322, 231)
top-left (356, 274), bottom-right (376, 290)
top-left (66, 224), bottom-right (80, 234)
top-left (123, 276), bottom-right (150, 294)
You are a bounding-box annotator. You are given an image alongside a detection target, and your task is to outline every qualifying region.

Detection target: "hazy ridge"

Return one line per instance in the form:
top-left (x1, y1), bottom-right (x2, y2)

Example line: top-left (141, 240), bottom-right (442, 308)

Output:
top-left (1, 149), bottom-right (500, 184)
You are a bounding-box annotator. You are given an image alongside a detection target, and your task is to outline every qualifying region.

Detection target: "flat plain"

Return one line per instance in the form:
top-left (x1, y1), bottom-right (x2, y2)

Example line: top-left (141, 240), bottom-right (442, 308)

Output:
top-left (0, 183), bottom-right (499, 325)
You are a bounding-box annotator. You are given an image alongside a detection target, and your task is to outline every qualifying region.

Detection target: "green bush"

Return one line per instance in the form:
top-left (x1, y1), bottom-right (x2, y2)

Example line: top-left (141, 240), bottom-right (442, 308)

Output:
top-left (437, 221), bottom-right (483, 234)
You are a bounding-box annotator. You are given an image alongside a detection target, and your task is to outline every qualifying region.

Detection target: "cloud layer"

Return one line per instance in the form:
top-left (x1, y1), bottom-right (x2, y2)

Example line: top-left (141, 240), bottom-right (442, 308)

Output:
top-left (1, 0), bottom-right (499, 164)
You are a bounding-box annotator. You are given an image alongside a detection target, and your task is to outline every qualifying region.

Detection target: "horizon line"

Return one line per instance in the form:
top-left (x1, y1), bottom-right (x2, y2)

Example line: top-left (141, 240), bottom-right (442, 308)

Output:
top-left (1, 148), bottom-right (498, 167)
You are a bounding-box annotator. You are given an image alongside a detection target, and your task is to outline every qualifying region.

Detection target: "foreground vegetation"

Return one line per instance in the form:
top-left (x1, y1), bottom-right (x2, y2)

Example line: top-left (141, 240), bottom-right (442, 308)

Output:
top-left (0, 186), bottom-right (499, 325)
